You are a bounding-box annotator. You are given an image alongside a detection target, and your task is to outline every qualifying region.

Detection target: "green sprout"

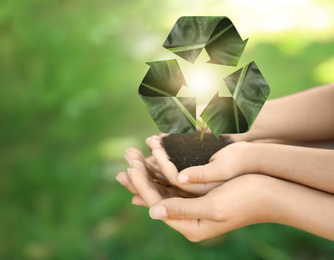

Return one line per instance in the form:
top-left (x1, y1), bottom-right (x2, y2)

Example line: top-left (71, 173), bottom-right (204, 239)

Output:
top-left (196, 119), bottom-right (208, 142)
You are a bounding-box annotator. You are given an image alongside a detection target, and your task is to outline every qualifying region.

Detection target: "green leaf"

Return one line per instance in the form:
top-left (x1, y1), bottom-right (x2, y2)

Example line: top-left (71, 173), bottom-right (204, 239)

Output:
top-left (205, 18), bottom-right (248, 66)
top-left (139, 59), bottom-right (196, 133)
top-left (163, 16), bottom-right (247, 66)
top-left (201, 61), bottom-right (270, 138)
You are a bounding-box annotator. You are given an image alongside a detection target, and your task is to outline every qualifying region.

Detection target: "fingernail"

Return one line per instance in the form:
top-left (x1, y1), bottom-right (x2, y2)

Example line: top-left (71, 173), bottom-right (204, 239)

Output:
top-left (124, 154), bottom-right (129, 161)
top-left (127, 168), bottom-right (131, 176)
top-left (149, 205), bottom-right (167, 220)
top-left (128, 160), bottom-right (132, 167)
top-left (127, 168), bottom-right (137, 178)
top-left (116, 175), bottom-right (123, 184)
top-left (178, 174), bottom-right (189, 184)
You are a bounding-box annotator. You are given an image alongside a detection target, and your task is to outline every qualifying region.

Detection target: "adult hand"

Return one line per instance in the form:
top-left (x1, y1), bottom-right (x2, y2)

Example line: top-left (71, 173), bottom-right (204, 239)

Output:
top-left (116, 145), bottom-right (197, 205)
top-left (176, 141), bottom-right (256, 185)
top-left (146, 135), bottom-right (223, 196)
top-left (176, 141), bottom-right (334, 195)
top-left (127, 165), bottom-right (290, 241)
top-left (128, 165), bottom-right (334, 242)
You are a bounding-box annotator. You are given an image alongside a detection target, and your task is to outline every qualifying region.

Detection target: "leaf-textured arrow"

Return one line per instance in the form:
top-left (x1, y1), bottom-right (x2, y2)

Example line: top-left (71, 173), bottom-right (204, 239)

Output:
top-left (163, 16), bottom-right (248, 66)
top-left (201, 62), bottom-right (270, 138)
top-left (139, 59), bottom-right (196, 133)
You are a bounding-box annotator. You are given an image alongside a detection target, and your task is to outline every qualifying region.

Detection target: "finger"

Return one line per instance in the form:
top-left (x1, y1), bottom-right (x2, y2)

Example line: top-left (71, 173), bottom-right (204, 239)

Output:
top-left (158, 133), bottom-right (169, 138)
top-left (177, 161), bottom-right (222, 184)
top-left (131, 159), bottom-right (147, 173)
top-left (132, 195), bottom-right (148, 207)
top-left (129, 168), bottom-right (163, 207)
top-left (145, 135), bottom-right (163, 152)
top-left (152, 149), bottom-right (178, 185)
top-left (209, 141), bottom-right (245, 162)
top-left (145, 156), bottom-right (161, 174)
top-left (130, 159), bottom-right (160, 189)
top-left (126, 148), bottom-right (145, 164)
top-left (145, 156), bottom-right (169, 184)
top-left (209, 147), bottom-right (227, 162)
top-left (116, 159), bottom-right (148, 194)
top-left (116, 171), bottom-right (137, 194)
top-left (126, 147), bottom-right (145, 159)
top-left (149, 196), bottom-right (213, 220)
top-left (153, 148), bottom-right (221, 196)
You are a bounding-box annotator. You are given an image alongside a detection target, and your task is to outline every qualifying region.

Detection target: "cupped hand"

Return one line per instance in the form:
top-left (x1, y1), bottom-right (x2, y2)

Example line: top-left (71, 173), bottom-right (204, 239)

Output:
top-left (145, 136), bottom-right (223, 196)
top-left (128, 163), bottom-right (276, 242)
top-left (116, 146), bottom-right (197, 204)
top-left (175, 141), bottom-right (258, 185)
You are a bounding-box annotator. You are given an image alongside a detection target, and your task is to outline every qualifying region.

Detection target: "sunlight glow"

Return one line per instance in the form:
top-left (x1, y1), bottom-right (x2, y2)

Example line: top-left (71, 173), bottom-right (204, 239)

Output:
top-left (180, 62), bottom-right (220, 105)
top-left (176, 50), bottom-right (234, 105)
top-left (186, 65), bottom-right (216, 97)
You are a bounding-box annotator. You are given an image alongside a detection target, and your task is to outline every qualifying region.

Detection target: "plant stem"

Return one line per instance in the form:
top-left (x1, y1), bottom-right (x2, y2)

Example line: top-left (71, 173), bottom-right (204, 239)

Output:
top-left (199, 122), bottom-right (208, 142)
top-left (200, 128), bottom-right (205, 141)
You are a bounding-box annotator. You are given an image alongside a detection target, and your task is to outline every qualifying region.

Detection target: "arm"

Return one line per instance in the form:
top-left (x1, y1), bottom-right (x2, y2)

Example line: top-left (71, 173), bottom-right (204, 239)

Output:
top-left (126, 165), bottom-right (334, 242)
top-left (253, 143), bottom-right (334, 193)
top-left (150, 174), bottom-right (334, 242)
top-left (177, 142), bottom-right (334, 194)
top-left (198, 83), bottom-right (334, 142)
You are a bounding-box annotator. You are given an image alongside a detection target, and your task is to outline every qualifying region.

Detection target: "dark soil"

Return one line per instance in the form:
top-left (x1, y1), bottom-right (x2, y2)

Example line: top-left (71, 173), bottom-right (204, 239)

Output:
top-left (162, 132), bottom-right (233, 172)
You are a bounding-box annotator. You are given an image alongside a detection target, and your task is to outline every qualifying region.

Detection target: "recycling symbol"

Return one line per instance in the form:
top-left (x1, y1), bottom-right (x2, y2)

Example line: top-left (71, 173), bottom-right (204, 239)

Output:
top-left (139, 16), bottom-right (270, 138)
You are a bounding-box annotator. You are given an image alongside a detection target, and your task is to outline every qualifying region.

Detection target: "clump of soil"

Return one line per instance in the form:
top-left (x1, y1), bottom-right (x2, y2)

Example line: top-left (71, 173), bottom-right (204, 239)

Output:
top-left (162, 132), bottom-right (232, 172)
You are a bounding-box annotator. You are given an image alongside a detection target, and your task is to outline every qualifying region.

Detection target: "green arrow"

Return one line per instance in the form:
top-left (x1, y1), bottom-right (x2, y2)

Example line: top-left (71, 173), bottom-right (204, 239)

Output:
top-left (139, 59), bottom-right (196, 133)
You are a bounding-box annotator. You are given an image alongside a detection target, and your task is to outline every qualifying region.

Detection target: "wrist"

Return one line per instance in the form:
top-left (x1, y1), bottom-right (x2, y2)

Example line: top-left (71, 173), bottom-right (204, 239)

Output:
top-left (258, 176), bottom-right (283, 223)
top-left (218, 142), bottom-right (259, 181)
top-left (239, 174), bottom-right (282, 224)
top-left (236, 142), bottom-right (261, 175)
top-left (232, 174), bottom-right (281, 225)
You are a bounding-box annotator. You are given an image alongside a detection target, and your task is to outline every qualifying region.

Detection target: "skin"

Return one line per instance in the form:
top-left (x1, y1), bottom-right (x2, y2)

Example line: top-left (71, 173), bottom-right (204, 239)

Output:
top-left (117, 83), bottom-right (334, 242)
top-left (177, 142), bottom-right (334, 194)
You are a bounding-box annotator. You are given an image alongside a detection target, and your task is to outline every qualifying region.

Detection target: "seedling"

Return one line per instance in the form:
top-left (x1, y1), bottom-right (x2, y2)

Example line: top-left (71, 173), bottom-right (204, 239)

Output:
top-left (196, 119), bottom-right (208, 142)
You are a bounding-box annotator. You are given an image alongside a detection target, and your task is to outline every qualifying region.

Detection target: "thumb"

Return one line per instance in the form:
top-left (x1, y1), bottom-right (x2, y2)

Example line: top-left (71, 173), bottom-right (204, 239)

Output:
top-left (149, 197), bottom-right (211, 220)
top-left (177, 161), bottom-right (222, 184)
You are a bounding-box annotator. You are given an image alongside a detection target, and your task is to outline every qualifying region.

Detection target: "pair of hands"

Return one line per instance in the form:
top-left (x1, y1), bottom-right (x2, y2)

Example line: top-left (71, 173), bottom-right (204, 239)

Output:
top-left (116, 135), bottom-right (277, 242)
top-left (118, 84), bottom-right (334, 241)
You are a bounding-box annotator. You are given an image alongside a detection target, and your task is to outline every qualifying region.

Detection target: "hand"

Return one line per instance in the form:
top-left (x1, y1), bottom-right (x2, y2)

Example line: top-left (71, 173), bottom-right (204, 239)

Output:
top-left (177, 141), bottom-right (334, 195)
top-left (128, 165), bottom-right (277, 241)
top-left (146, 135), bottom-right (223, 196)
top-left (128, 165), bottom-right (334, 242)
top-left (176, 141), bottom-right (257, 185)
top-left (116, 145), bottom-right (197, 205)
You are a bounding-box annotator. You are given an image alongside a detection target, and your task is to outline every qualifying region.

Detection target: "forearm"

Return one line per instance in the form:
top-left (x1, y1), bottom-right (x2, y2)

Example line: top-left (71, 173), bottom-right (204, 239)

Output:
top-left (248, 143), bottom-right (334, 193)
top-left (267, 177), bottom-right (334, 241)
top-left (230, 83), bottom-right (334, 142)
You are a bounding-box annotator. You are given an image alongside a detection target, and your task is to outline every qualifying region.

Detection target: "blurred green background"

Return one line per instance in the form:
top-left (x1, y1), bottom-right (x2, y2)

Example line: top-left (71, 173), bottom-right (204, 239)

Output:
top-left (1, 0), bottom-right (334, 259)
